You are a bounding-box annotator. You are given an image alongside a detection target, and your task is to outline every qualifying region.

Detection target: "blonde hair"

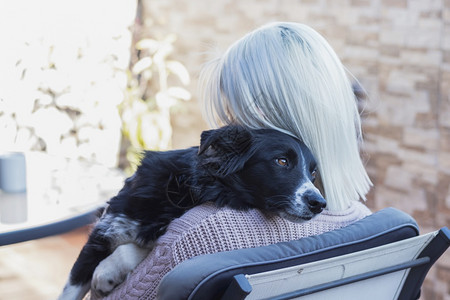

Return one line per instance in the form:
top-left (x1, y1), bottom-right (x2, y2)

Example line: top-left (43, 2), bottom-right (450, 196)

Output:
top-left (199, 22), bottom-right (372, 211)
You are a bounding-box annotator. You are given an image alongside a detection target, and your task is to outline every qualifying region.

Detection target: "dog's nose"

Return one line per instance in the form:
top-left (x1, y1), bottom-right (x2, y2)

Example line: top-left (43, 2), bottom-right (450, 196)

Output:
top-left (304, 191), bottom-right (326, 214)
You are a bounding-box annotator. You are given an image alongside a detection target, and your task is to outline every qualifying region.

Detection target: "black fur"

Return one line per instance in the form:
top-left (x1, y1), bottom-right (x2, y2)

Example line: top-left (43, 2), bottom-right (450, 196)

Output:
top-left (67, 126), bottom-right (326, 287)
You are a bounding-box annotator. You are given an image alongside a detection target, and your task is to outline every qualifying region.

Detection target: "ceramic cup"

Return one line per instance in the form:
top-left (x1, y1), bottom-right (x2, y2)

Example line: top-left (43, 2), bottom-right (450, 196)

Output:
top-left (0, 152), bottom-right (27, 193)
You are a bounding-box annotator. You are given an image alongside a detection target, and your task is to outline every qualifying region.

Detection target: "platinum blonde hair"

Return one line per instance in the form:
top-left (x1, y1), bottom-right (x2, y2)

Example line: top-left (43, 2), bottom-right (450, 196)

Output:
top-left (199, 22), bottom-right (372, 211)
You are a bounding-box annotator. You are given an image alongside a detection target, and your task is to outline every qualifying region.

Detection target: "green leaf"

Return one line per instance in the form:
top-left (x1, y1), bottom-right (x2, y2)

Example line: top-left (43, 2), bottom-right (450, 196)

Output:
top-left (167, 60), bottom-right (190, 85)
top-left (167, 87), bottom-right (191, 101)
top-left (135, 38), bottom-right (160, 53)
top-left (132, 57), bottom-right (153, 74)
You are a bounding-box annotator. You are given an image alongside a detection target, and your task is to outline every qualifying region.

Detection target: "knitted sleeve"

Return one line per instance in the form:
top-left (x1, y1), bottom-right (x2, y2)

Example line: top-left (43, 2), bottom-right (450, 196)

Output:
top-left (100, 201), bottom-right (371, 300)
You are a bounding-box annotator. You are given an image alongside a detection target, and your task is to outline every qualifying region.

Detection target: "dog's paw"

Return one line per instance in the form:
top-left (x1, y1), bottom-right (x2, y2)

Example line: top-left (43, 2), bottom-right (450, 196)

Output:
top-left (90, 244), bottom-right (150, 297)
top-left (91, 257), bottom-right (126, 297)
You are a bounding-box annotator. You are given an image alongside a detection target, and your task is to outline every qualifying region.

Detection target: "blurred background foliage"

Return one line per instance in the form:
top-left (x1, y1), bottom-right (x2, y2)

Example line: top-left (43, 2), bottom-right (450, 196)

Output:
top-left (120, 34), bottom-right (191, 173)
top-left (0, 0), bottom-right (134, 168)
top-left (0, 0), bottom-right (192, 175)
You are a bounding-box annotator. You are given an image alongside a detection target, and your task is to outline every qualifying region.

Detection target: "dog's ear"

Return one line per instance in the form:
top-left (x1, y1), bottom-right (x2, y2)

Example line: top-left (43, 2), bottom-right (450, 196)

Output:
top-left (198, 126), bottom-right (253, 155)
top-left (198, 126), bottom-right (255, 177)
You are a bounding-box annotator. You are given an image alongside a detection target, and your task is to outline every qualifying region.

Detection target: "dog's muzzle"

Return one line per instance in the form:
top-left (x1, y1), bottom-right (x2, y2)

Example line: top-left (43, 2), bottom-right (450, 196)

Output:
top-left (295, 181), bottom-right (326, 215)
top-left (302, 189), bottom-right (326, 214)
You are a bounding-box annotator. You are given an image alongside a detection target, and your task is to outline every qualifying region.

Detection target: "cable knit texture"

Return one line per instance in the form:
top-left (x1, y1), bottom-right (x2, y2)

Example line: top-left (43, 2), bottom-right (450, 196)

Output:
top-left (94, 201), bottom-right (371, 300)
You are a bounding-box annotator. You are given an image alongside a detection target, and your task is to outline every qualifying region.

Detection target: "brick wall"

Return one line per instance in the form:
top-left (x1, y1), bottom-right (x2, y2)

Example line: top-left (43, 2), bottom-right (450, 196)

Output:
top-left (141, 0), bottom-right (450, 298)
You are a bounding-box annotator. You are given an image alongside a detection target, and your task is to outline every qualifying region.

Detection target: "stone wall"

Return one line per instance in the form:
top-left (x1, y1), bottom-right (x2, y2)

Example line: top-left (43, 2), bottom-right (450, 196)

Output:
top-left (0, 0), bottom-right (136, 167)
top-left (142, 0), bottom-right (450, 298)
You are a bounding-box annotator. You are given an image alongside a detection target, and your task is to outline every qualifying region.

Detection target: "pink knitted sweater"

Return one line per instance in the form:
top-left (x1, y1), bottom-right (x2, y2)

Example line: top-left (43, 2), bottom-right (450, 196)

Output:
top-left (95, 201), bottom-right (371, 300)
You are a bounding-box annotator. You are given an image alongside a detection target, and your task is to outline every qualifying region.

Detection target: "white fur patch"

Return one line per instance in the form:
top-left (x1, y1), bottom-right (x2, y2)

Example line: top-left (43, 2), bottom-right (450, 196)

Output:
top-left (58, 281), bottom-right (90, 300)
top-left (96, 213), bottom-right (141, 249)
top-left (91, 243), bottom-right (150, 297)
top-left (295, 181), bottom-right (320, 200)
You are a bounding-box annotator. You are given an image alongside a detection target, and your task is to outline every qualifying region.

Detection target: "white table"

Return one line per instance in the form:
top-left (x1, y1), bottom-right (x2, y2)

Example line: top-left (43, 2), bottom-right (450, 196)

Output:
top-left (0, 152), bottom-right (125, 245)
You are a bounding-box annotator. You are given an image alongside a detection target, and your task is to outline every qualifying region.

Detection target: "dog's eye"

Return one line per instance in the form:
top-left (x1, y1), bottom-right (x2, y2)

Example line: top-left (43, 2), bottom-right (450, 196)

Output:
top-left (276, 158), bottom-right (289, 167)
top-left (311, 168), bottom-right (318, 180)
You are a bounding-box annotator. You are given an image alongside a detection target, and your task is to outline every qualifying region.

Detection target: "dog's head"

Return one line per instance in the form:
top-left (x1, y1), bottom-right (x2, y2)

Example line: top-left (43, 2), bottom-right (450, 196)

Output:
top-left (197, 126), bottom-right (326, 222)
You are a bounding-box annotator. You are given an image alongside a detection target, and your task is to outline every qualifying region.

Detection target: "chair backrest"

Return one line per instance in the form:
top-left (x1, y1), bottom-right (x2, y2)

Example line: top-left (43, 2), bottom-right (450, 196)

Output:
top-left (238, 227), bottom-right (449, 300)
top-left (157, 208), bottom-right (426, 300)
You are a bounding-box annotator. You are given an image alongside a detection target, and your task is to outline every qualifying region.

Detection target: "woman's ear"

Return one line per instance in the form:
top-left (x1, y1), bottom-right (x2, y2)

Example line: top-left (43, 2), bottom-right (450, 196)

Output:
top-left (198, 126), bottom-right (255, 176)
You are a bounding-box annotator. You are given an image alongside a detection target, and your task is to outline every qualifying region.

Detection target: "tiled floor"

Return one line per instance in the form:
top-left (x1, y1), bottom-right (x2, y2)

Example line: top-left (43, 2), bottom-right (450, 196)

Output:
top-left (0, 227), bottom-right (89, 300)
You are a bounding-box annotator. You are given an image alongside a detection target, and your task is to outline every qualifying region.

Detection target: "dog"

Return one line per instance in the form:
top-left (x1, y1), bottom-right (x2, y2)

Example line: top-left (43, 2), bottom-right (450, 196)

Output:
top-left (58, 125), bottom-right (326, 299)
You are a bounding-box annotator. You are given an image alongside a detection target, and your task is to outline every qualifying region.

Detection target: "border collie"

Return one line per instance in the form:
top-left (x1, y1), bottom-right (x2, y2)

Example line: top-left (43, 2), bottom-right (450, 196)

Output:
top-left (59, 126), bottom-right (326, 299)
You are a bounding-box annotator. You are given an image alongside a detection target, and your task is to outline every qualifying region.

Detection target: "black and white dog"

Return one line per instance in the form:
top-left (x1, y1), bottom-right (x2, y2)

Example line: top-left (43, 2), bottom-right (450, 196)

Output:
top-left (59, 126), bottom-right (326, 299)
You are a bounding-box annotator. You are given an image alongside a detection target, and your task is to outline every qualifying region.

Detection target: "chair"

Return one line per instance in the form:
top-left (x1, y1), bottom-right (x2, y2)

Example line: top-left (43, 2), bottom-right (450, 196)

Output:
top-left (157, 208), bottom-right (449, 300)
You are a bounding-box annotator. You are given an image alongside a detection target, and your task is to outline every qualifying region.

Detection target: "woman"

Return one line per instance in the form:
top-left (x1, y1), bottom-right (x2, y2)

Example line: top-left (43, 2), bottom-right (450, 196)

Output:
top-left (94, 22), bottom-right (372, 299)
top-left (201, 22), bottom-right (372, 211)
